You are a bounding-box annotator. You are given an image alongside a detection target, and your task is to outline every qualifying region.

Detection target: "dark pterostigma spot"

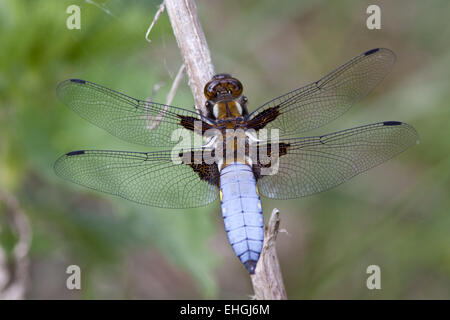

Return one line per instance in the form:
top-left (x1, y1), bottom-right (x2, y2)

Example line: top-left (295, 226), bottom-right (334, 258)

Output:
top-left (66, 150), bottom-right (85, 156)
top-left (70, 79), bottom-right (86, 84)
top-left (364, 48), bottom-right (380, 56)
top-left (244, 260), bottom-right (257, 274)
top-left (383, 121), bottom-right (402, 126)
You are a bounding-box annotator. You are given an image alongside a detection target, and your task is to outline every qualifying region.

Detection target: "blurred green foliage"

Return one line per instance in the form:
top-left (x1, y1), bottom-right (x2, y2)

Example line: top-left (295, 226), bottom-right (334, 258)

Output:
top-left (0, 0), bottom-right (449, 299)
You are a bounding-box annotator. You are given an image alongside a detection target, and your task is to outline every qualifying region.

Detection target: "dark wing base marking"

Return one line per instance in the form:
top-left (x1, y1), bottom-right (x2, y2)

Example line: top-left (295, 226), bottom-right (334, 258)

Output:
top-left (179, 150), bottom-right (220, 187)
top-left (252, 142), bottom-right (291, 180)
top-left (177, 115), bottom-right (213, 133)
top-left (246, 106), bottom-right (280, 131)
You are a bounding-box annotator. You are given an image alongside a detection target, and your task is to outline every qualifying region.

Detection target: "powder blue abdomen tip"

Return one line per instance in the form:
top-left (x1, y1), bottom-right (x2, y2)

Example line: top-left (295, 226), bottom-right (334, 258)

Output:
top-left (220, 163), bottom-right (264, 274)
top-left (245, 260), bottom-right (258, 274)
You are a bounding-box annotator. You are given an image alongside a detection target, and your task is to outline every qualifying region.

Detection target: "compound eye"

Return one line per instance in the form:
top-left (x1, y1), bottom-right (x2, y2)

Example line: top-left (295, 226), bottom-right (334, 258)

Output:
top-left (204, 75), bottom-right (243, 100)
top-left (228, 79), bottom-right (243, 98)
top-left (204, 83), bottom-right (215, 100)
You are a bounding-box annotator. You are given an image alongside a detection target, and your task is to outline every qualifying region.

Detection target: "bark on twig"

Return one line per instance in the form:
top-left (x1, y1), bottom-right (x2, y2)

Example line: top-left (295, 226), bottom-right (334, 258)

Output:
top-left (0, 189), bottom-right (32, 300)
top-left (251, 209), bottom-right (287, 300)
top-left (164, 0), bottom-right (214, 116)
top-left (162, 0), bottom-right (286, 299)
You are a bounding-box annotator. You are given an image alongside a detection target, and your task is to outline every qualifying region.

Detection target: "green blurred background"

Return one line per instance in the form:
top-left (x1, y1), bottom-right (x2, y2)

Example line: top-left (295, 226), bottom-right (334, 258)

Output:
top-left (0, 0), bottom-right (449, 299)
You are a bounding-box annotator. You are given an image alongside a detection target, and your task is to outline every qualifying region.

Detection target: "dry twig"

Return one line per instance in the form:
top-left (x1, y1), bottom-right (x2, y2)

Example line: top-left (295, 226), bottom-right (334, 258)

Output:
top-left (164, 0), bottom-right (214, 116)
top-left (251, 209), bottom-right (287, 300)
top-left (0, 189), bottom-right (32, 300)
top-left (145, 3), bottom-right (166, 43)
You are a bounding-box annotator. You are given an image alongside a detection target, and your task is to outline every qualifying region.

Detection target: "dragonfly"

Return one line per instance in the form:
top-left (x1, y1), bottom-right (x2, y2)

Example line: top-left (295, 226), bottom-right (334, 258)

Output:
top-left (54, 48), bottom-right (418, 274)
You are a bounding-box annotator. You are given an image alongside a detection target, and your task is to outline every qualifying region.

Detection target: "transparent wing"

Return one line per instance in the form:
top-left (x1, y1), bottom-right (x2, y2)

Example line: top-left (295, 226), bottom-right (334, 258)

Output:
top-left (248, 48), bottom-right (396, 135)
top-left (256, 121), bottom-right (418, 199)
top-left (54, 149), bottom-right (219, 208)
top-left (57, 79), bottom-right (206, 147)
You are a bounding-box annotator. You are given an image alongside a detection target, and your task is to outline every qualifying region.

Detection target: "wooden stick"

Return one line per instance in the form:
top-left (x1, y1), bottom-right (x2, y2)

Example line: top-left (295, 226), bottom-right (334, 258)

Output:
top-left (164, 0), bottom-right (214, 116)
top-left (251, 209), bottom-right (287, 300)
top-left (163, 0), bottom-right (287, 300)
top-left (145, 3), bottom-right (165, 43)
top-left (0, 189), bottom-right (31, 300)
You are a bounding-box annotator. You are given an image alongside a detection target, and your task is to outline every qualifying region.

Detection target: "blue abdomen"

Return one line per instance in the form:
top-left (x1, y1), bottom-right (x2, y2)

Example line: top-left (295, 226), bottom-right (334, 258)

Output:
top-left (220, 162), bottom-right (264, 274)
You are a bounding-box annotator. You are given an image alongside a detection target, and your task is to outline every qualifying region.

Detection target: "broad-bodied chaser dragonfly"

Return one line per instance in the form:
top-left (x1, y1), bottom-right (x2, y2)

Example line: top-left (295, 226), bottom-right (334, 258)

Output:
top-left (54, 48), bottom-right (418, 274)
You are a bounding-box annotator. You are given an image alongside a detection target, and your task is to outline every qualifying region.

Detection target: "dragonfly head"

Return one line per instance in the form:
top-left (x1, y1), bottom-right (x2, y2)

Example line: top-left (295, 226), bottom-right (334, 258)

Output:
top-left (204, 74), bottom-right (249, 120)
